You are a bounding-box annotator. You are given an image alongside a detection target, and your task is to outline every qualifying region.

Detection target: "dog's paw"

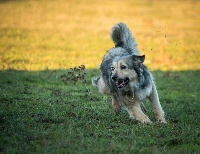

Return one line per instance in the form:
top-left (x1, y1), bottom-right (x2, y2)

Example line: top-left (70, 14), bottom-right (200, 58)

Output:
top-left (155, 113), bottom-right (167, 124)
top-left (141, 119), bottom-right (152, 124)
top-left (114, 108), bottom-right (121, 115)
top-left (135, 116), bottom-right (152, 124)
top-left (157, 119), bottom-right (167, 124)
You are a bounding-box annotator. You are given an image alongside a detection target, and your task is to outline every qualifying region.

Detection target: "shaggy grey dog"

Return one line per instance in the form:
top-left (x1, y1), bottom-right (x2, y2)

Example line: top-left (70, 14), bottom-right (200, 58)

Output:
top-left (92, 22), bottom-right (166, 123)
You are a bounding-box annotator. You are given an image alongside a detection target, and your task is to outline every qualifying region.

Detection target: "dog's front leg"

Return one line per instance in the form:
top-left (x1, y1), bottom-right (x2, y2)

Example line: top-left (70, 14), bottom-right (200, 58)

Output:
top-left (126, 103), bottom-right (151, 123)
top-left (111, 95), bottom-right (121, 113)
top-left (149, 85), bottom-right (167, 123)
top-left (92, 76), bottom-right (111, 95)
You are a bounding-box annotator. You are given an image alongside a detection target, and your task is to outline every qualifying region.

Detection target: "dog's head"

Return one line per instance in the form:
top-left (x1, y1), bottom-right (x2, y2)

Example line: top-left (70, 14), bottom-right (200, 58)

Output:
top-left (110, 55), bottom-right (145, 90)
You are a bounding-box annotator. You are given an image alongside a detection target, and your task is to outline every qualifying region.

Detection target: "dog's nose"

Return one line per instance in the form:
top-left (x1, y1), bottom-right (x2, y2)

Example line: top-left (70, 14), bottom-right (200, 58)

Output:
top-left (112, 75), bottom-right (118, 81)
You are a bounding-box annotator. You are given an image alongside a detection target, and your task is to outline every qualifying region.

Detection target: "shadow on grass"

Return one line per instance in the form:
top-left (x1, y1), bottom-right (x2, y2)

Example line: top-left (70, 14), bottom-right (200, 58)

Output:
top-left (0, 69), bottom-right (200, 153)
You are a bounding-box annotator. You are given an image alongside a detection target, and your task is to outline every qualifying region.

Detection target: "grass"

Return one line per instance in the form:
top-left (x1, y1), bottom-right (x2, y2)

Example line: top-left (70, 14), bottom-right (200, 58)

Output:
top-left (0, 0), bottom-right (200, 153)
top-left (0, 69), bottom-right (200, 153)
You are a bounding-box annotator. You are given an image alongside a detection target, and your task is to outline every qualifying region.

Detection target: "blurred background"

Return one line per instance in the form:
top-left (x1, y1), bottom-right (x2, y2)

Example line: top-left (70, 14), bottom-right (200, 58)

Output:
top-left (0, 0), bottom-right (199, 71)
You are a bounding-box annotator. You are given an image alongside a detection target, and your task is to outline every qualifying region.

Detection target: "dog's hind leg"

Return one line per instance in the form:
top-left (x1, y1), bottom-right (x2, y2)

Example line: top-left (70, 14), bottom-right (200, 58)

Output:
top-left (92, 77), bottom-right (121, 113)
top-left (149, 85), bottom-right (167, 123)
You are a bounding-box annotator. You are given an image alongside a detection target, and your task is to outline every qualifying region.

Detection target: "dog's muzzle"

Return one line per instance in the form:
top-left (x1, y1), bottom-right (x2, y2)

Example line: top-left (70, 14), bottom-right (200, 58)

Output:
top-left (111, 75), bottom-right (129, 89)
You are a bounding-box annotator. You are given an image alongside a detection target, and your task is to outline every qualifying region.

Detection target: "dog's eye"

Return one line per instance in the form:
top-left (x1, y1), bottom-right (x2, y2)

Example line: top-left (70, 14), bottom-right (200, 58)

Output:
top-left (121, 65), bottom-right (126, 69)
top-left (111, 67), bottom-right (115, 71)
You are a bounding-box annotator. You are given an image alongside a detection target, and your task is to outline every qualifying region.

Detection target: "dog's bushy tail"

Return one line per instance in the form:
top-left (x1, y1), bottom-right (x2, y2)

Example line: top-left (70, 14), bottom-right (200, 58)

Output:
top-left (110, 22), bottom-right (139, 55)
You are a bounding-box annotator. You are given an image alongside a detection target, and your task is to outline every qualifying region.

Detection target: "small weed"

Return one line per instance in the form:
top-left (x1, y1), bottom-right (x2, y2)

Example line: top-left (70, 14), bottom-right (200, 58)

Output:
top-left (62, 65), bottom-right (86, 85)
top-left (60, 64), bottom-right (90, 94)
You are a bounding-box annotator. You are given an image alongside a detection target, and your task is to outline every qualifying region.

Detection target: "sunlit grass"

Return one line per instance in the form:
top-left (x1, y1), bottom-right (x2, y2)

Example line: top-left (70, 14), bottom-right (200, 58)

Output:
top-left (0, 0), bottom-right (200, 70)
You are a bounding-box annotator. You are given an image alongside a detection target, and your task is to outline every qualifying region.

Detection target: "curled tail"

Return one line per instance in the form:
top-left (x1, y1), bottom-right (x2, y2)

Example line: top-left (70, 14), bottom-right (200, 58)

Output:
top-left (110, 22), bottom-right (139, 55)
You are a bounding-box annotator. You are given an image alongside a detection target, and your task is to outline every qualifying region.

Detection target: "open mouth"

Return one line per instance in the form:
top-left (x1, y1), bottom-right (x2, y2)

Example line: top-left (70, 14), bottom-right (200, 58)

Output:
top-left (115, 77), bottom-right (129, 89)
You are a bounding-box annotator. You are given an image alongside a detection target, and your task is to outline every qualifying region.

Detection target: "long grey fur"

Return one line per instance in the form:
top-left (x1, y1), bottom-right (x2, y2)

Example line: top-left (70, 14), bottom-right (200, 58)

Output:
top-left (92, 22), bottom-right (166, 123)
top-left (110, 22), bottom-right (140, 55)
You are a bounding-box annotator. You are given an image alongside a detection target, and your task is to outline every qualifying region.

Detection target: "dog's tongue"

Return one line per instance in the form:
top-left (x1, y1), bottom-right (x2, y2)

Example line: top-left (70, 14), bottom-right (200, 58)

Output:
top-left (116, 81), bottom-right (124, 88)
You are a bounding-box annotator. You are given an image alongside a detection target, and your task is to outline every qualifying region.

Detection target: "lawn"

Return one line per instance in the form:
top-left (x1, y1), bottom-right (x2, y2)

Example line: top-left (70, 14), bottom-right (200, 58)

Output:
top-left (1, 69), bottom-right (200, 153)
top-left (0, 0), bottom-right (200, 153)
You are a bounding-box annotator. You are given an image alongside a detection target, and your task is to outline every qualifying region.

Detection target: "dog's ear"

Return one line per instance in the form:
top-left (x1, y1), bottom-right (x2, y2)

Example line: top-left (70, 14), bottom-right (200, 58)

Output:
top-left (132, 55), bottom-right (145, 64)
top-left (138, 55), bottom-right (145, 63)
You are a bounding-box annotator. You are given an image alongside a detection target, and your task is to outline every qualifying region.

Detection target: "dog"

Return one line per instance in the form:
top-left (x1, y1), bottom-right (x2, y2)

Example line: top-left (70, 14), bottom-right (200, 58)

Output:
top-left (92, 22), bottom-right (166, 124)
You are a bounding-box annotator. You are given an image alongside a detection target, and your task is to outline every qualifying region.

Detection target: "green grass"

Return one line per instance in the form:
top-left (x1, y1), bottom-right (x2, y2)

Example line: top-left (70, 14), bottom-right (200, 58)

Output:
top-left (0, 69), bottom-right (200, 153)
top-left (1, 0), bottom-right (200, 153)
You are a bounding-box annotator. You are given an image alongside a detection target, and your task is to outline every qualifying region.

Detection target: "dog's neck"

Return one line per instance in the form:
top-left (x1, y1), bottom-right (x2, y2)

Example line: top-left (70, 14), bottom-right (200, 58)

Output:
top-left (118, 89), bottom-right (132, 97)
